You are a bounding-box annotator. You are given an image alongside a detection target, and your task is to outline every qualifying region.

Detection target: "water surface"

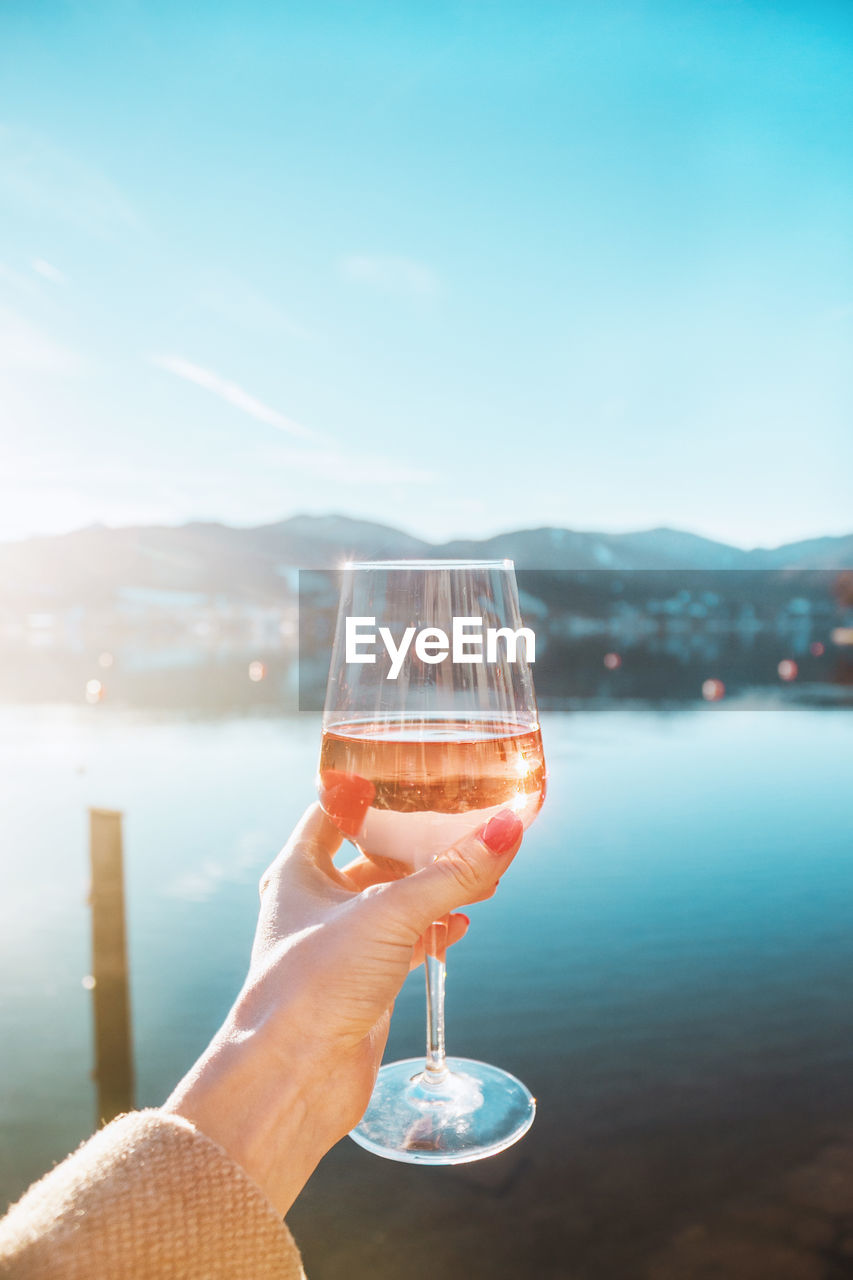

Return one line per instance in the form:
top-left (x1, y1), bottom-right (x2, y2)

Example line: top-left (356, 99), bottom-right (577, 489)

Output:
top-left (1, 706), bottom-right (852, 1277)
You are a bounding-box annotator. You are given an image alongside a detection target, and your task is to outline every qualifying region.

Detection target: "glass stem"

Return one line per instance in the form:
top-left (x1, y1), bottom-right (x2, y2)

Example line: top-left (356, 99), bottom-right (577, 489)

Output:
top-left (424, 921), bottom-right (448, 1082)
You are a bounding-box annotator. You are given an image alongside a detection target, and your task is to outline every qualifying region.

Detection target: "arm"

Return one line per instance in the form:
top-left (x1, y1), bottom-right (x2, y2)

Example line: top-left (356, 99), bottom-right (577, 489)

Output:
top-left (0, 1111), bottom-right (304, 1280)
top-left (0, 804), bottom-right (522, 1276)
top-left (163, 804), bottom-right (522, 1215)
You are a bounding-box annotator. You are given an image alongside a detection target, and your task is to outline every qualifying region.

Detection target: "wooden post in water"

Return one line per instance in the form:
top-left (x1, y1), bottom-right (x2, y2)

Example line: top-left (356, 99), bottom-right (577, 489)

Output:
top-left (88, 808), bottom-right (135, 1124)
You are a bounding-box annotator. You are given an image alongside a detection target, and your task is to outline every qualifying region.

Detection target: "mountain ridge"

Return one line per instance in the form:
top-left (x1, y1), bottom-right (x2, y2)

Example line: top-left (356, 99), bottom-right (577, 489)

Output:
top-left (0, 515), bottom-right (851, 610)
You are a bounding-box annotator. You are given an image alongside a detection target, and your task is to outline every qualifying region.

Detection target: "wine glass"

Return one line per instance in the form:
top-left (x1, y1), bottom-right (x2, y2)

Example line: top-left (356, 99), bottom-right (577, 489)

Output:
top-left (317, 560), bottom-right (546, 1164)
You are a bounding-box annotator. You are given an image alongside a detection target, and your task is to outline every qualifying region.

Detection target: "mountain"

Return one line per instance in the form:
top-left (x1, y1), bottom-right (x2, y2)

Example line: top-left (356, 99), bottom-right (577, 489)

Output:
top-left (437, 526), bottom-right (748, 571)
top-left (741, 533), bottom-right (853, 571)
top-left (241, 514), bottom-right (429, 564)
top-left (0, 515), bottom-right (430, 609)
top-left (0, 516), bottom-right (850, 610)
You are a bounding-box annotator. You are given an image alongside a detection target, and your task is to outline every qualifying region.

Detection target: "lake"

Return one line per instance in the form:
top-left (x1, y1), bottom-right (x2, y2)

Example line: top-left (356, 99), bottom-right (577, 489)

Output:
top-left (2, 704), bottom-right (853, 1278)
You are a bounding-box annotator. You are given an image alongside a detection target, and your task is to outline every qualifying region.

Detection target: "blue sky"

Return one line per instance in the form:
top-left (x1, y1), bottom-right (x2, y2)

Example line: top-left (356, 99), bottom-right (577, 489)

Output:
top-left (0, 1), bottom-right (851, 548)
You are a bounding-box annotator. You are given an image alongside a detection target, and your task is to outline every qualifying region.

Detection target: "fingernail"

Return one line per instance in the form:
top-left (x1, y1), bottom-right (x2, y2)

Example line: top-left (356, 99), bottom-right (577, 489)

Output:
top-left (457, 913), bottom-right (470, 927)
top-left (482, 810), bottom-right (523, 854)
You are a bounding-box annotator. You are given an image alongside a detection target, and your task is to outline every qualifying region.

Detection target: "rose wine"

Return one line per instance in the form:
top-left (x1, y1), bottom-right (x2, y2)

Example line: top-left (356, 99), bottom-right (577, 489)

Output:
top-left (318, 718), bottom-right (546, 873)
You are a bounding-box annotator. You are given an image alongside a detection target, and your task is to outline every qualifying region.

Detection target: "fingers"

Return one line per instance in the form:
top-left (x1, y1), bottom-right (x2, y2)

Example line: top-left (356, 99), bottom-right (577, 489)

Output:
top-left (363, 810), bottom-right (523, 944)
top-left (409, 913), bottom-right (470, 969)
top-left (258, 804), bottom-right (344, 899)
top-left (339, 853), bottom-right (408, 892)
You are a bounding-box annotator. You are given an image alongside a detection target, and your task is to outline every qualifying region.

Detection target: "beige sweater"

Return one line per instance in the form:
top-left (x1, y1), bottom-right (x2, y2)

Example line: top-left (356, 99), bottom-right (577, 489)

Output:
top-left (0, 1110), bottom-right (305, 1279)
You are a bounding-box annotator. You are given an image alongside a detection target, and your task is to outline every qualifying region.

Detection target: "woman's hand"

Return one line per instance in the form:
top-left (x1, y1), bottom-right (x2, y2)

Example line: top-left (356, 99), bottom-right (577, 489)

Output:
top-left (164, 802), bottom-right (523, 1217)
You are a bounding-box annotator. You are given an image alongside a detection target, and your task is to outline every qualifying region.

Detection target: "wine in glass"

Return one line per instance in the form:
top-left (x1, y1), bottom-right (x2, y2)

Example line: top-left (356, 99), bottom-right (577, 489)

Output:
top-left (317, 560), bottom-right (546, 1164)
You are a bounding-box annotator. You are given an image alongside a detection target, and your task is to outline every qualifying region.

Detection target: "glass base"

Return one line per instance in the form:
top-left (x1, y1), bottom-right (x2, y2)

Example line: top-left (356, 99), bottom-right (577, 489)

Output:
top-left (349, 1057), bottom-right (536, 1165)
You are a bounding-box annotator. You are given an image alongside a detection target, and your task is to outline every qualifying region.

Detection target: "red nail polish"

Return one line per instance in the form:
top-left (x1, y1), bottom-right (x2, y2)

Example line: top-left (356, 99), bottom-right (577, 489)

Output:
top-left (482, 810), bottom-right (522, 854)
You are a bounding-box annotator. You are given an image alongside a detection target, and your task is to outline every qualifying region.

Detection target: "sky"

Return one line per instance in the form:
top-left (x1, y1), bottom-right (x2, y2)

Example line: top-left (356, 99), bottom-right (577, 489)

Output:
top-left (0, 0), bottom-right (851, 550)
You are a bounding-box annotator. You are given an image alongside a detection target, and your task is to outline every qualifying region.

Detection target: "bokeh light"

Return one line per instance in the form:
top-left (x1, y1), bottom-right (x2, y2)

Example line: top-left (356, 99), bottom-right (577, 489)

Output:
top-left (603, 652), bottom-right (622, 670)
top-left (248, 660), bottom-right (266, 682)
top-left (98, 652), bottom-right (114, 669)
top-left (702, 679), bottom-right (726, 702)
top-left (777, 659), bottom-right (798, 682)
top-left (809, 641), bottom-right (825, 657)
top-left (85, 679), bottom-right (103, 704)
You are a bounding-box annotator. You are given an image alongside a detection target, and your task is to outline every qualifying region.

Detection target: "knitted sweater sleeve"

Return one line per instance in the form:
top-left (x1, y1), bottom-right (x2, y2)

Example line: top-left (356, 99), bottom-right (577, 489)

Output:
top-left (0, 1110), bottom-right (305, 1280)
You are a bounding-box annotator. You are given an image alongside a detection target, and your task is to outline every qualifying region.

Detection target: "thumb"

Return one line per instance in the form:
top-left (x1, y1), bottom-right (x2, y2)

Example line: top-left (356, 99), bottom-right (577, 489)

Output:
top-left (365, 810), bottom-right (523, 944)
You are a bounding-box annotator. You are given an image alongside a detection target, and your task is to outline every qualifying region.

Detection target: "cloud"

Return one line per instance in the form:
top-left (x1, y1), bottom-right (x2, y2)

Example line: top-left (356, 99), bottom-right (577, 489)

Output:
top-left (260, 445), bottom-right (434, 488)
top-left (150, 354), bottom-right (315, 439)
top-left (0, 125), bottom-right (141, 236)
top-left (0, 306), bottom-right (80, 374)
top-left (0, 262), bottom-right (38, 294)
top-left (31, 258), bottom-right (67, 285)
top-left (340, 254), bottom-right (440, 299)
top-left (197, 274), bottom-right (313, 340)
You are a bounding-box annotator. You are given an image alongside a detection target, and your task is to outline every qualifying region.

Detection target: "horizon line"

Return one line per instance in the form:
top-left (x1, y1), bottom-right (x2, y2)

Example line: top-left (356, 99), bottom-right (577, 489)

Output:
top-left (1, 512), bottom-right (851, 556)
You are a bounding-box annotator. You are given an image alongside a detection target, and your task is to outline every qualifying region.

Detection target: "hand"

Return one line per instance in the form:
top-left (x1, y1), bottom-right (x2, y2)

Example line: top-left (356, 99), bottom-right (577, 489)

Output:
top-left (164, 802), bottom-right (524, 1216)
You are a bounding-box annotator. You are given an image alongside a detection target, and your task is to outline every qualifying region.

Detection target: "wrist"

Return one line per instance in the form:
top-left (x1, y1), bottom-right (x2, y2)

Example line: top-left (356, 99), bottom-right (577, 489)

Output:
top-left (163, 1011), bottom-right (333, 1217)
